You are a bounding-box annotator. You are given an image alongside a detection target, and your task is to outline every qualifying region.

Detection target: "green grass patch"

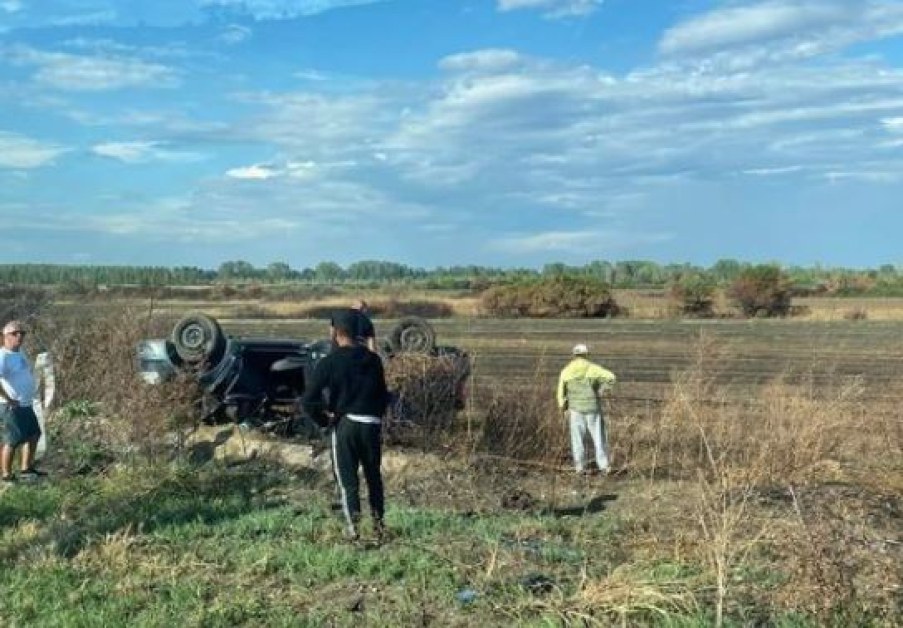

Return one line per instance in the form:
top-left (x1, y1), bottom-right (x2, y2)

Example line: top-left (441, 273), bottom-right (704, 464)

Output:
top-left (0, 461), bottom-right (894, 626)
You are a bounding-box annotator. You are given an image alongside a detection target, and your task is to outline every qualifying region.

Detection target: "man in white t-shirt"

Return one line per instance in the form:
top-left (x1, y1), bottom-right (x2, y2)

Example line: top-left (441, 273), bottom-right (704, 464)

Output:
top-left (0, 320), bottom-right (45, 483)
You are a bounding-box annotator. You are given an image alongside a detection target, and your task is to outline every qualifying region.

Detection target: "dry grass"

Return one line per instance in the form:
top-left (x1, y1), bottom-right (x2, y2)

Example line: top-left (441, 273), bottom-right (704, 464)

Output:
top-left (616, 289), bottom-right (903, 321)
top-left (384, 351), bottom-right (471, 448)
top-left (13, 303), bottom-right (900, 624)
top-left (470, 332), bottom-right (901, 625)
top-left (40, 305), bottom-right (198, 464)
top-left (57, 288), bottom-right (903, 324)
top-left (477, 354), bottom-right (570, 465)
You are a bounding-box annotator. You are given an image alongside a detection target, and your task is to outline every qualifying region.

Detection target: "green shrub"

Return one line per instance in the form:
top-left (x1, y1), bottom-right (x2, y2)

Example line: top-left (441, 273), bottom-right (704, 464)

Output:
top-left (480, 275), bottom-right (620, 318)
top-left (727, 265), bottom-right (792, 318)
top-left (669, 275), bottom-right (717, 318)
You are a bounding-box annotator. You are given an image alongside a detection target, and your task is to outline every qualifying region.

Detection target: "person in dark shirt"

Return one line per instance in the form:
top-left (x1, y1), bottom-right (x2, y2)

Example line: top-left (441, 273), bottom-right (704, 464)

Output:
top-left (303, 310), bottom-right (389, 540)
top-left (329, 300), bottom-right (376, 351)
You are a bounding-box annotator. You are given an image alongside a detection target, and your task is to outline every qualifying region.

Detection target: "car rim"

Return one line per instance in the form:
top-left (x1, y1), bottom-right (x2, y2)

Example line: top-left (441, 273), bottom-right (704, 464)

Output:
top-left (181, 324), bottom-right (207, 351)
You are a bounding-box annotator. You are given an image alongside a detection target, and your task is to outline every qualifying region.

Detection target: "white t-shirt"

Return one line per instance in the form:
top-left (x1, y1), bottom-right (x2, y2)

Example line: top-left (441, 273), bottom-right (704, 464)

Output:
top-left (0, 348), bottom-right (36, 407)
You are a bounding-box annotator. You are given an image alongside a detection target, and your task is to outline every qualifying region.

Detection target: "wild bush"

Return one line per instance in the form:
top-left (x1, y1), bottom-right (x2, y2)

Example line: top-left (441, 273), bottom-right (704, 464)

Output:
top-left (669, 274), bottom-right (717, 318)
top-left (477, 357), bottom-right (570, 464)
top-left (727, 265), bottom-right (792, 317)
top-left (480, 275), bottom-right (620, 318)
top-left (384, 352), bottom-right (470, 448)
top-left (42, 307), bottom-right (197, 464)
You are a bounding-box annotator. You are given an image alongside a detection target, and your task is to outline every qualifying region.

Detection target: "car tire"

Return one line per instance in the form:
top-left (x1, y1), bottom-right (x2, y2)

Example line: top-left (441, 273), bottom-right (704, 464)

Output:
top-left (171, 312), bottom-right (227, 365)
top-left (387, 316), bottom-right (436, 354)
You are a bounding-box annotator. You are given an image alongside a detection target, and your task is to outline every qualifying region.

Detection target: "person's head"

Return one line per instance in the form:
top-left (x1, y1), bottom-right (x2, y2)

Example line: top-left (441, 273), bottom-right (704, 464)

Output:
top-left (572, 343), bottom-right (589, 358)
top-left (330, 311), bottom-right (357, 347)
top-left (2, 320), bottom-right (27, 351)
top-left (351, 299), bottom-right (369, 314)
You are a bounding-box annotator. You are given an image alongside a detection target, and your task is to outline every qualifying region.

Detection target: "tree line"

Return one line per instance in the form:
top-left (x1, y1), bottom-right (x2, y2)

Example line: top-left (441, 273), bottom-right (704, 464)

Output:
top-left (0, 259), bottom-right (901, 295)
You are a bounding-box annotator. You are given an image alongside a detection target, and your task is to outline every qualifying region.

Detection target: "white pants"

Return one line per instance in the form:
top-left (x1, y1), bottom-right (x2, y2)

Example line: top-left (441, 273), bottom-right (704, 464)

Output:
top-left (569, 410), bottom-right (609, 472)
top-left (34, 403), bottom-right (47, 460)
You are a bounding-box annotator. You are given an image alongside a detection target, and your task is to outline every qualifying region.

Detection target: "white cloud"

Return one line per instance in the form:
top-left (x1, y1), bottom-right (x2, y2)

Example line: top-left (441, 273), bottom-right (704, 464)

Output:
top-left (439, 49), bottom-right (523, 74)
top-left (50, 9), bottom-right (117, 26)
top-left (0, 132), bottom-right (67, 169)
top-left (199, 0), bottom-right (389, 20)
top-left (742, 165), bottom-right (806, 177)
top-left (498, 0), bottom-right (604, 18)
top-left (493, 230), bottom-right (671, 254)
top-left (0, 196), bottom-right (301, 243)
top-left (218, 24), bottom-right (252, 45)
top-left (1, 1), bottom-right (22, 13)
top-left (661, 2), bottom-right (854, 55)
top-left (226, 164), bottom-right (281, 179)
top-left (295, 69), bottom-right (329, 81)
top-left (285, 160), bottom-right (320, 180)
top-left (6, 45), bottom-right (180, 91)
top-left (91, 141), bottom-right (205, 163)
top-left (824, 168), bottom-right (903, 183)
top-left (202, 37), bottom-right (903, 238)
top-left (660, 1), bottom-right (903, 68)
top-left (225, 159), bottom-right (356, 182)
top-left (232, 91), bottom-right (394, 157)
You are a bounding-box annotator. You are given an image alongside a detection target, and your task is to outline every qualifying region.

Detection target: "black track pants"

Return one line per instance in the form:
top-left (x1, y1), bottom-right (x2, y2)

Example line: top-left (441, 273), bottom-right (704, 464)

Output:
top-left (331, 418), bottom-right (384, 534)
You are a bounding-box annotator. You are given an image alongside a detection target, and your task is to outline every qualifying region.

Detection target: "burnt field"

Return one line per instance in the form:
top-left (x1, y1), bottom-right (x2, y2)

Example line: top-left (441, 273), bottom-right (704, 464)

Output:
top-left (2, 308), bottom-right (898, 625)
top-left (219, 317), bottom-right (901, 405)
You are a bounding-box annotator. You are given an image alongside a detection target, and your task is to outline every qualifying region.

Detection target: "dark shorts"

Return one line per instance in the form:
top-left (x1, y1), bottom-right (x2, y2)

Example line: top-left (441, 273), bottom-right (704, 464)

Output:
top-left (2, 405), bottom-right (42, 447)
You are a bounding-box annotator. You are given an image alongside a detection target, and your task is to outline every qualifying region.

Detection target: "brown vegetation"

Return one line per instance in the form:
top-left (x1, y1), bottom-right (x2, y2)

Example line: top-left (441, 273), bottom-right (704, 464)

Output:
top-left (384, 352), bottom-right (470, 448)
top-left (37, 306), bottom-right (197, 467)
top-left (469, 334), bottom-right (901, 624)
top-left (728, 265), bottom-right (793, 318)
top-left (16, 302), bottom-right (900, 624)
top-left (480, 275), bottom-right (621, 318)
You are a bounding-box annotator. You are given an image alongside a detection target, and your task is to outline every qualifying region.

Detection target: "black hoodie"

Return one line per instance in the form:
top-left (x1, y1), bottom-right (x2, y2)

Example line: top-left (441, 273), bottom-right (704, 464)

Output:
top-left (301, 345), bottom-right (389, 426)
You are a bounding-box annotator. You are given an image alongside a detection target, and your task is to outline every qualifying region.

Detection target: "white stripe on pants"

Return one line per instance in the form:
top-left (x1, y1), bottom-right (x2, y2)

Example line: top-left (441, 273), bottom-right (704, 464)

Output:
top-left (331, 429), bottom-right (355, 536)
top-left (569, 410), bottom-right (609, 472)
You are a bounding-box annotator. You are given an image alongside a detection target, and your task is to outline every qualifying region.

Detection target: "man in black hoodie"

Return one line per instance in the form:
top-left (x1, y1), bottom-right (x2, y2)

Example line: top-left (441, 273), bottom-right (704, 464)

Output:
top-left (302, 311), bottom-right (390, 540)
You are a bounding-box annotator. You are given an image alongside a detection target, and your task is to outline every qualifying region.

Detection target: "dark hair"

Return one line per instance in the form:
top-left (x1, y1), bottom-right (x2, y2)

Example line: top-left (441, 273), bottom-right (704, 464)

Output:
top-left (331, 310), bottom-right (357, 338)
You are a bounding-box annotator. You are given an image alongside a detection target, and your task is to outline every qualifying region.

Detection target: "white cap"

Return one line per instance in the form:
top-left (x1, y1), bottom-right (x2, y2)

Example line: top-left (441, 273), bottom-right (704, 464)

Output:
top-left (572, 343), bottom-right (589, 355)
top-left (2, 320), bottom-right (24, 334)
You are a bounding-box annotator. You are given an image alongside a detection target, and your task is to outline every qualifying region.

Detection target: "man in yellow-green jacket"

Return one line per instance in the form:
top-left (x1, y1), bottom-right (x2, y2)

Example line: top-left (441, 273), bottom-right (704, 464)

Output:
top-left (556, 343), bottom-right (616, 474)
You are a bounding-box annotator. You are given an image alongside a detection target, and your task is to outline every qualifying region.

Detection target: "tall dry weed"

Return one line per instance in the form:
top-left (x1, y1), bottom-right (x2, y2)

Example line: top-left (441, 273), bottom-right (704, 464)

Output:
top-left (478, 354), bottom-right (570, 465)
top-left (603, 334), bottom-right (896, 625)
top-left (384, 351), bottom-right (470, 448)
top-left (41, 305), bottom-right (196, 462)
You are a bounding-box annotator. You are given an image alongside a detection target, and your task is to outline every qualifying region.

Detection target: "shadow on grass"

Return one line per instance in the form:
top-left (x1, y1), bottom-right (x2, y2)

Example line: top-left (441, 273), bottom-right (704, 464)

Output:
top-left (542, 493), bottom-right (618, 518)
top-left (1, 462), bottom-right (324, 561)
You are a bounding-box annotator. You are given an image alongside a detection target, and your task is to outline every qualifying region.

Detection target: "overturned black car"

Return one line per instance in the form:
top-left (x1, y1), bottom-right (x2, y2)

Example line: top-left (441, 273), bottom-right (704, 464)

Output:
top-left (137, 313), bottom-right (469, 436)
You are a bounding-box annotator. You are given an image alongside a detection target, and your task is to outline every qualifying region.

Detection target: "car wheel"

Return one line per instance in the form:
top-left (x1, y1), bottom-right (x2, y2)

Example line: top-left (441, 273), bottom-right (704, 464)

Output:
top-left (388, 316), bottom-right (436, 354)
top-left (171, 312), bottom-right (226, 365)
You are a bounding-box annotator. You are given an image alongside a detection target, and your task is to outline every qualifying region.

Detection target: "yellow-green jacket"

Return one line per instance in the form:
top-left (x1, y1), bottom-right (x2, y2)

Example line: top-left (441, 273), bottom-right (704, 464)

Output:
top-left (557, 357), bottom-right (616, 413)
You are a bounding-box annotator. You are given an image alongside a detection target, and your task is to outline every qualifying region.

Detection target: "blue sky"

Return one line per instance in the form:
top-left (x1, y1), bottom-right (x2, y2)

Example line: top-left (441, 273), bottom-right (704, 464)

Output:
top-left (2, 0), bottom-right (903, 270)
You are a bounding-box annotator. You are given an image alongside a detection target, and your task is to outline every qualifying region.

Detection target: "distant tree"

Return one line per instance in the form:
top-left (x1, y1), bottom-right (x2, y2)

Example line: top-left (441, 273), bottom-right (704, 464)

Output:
top-left (217, 260), bottom-right (257, 281)
top-left (710, 259), bottom-right (744, 284)
top-left (266, 262), bottom-right (294, 282)
top-left (878, 264), bottom-right (897, 277)
top-left (314, 261), bottom-right (346, 283)
top-left (669, 274), bottom-right (717, 318)
top-left (541, 262), bottom-right (569, 277)
top-left (727, 265), bottom-right (792, 317)
top-left (585, 260), bottom-right (615, 283)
